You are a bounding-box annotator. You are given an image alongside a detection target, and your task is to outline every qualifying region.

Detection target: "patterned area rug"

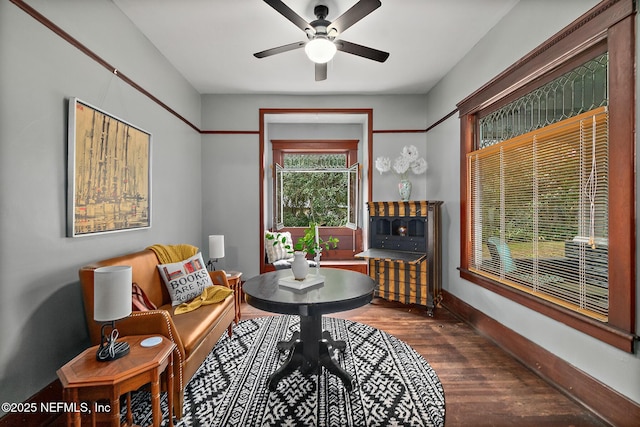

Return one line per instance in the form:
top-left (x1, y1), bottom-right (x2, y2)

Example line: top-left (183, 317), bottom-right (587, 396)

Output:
top-left (125, 315), bottom-right (445, 426)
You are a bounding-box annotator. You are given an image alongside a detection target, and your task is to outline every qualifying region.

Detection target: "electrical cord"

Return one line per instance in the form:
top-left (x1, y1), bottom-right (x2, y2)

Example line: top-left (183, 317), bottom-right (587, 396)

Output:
top-left (97, 326), bottom-right (130, 361)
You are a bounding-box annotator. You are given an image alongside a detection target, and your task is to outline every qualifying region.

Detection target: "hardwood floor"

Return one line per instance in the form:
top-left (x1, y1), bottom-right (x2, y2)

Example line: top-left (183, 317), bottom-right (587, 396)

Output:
top-left (40, 298), bottom-right (608, 427)
top-left (241, 298), bottom-right (609, 427)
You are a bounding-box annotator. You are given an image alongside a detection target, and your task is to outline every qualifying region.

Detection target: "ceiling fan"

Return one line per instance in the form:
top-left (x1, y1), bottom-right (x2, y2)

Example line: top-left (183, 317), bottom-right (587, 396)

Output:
top-left (254, 0), bottom-right (390, 81)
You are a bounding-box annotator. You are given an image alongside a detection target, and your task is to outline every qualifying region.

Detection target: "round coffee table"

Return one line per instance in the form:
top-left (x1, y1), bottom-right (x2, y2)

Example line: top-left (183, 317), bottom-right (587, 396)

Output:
top-left (243, 268), bottom-right (375, 390)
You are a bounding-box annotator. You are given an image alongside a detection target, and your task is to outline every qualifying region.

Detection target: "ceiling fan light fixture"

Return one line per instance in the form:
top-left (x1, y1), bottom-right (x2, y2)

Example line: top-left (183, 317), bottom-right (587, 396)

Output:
top-left (305, 37), bottom-right (337, 64)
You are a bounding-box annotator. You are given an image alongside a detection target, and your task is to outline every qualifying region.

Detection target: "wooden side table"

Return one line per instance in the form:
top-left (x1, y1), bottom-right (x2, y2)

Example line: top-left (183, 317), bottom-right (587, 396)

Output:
top-left (57, 335), bottom-right (175, 427)
top-left (226, 270), bottom-right (243, 322)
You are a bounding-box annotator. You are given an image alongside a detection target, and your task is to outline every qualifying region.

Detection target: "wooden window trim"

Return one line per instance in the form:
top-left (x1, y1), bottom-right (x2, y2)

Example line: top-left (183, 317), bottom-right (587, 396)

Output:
top-left (258, 109), bottom-right (374, 274)
top-left (476, 41), bottom-right (609, 122)
top-left (272, 139), bottom-right (359, 166)
top-left (457, 0), bottom-right (636, 352)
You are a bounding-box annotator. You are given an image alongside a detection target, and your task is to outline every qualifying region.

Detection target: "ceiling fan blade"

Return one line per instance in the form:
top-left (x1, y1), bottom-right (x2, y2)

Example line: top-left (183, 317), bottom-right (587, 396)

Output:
top-left (336, 39), bottom-right (389, 62)
top-left (263, 0), bottom-right (312, 32)
top-left (327, 0), bottom-right (381, 35)
top-left (315, 63), bottom-right (327, 81)
top-left (254, 41), bottom-right (306, 58)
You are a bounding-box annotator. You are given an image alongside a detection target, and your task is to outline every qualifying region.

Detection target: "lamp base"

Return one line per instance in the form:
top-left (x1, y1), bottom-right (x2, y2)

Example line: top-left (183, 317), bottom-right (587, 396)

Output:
top-left (96, 340), bottom-right (130, 362)
top-left (207, 259), bottom-right (218, 271)
top-left (96, 322), bottom-right (130, 362)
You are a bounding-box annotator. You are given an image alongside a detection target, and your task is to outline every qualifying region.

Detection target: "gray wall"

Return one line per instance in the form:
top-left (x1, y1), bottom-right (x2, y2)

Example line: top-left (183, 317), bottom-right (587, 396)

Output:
top-left (424, 0), bottom-right (640, 405)
top-left (0, 0), bottom-right (202, 407)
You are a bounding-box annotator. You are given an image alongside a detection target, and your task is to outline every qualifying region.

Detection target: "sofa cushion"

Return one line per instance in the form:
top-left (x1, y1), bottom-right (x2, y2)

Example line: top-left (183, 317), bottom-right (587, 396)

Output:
top-left (160, 295), bottom-right (234, 358)
top-left (157, 252), bottom-right (214, 306)
top-left (265, 230), bottom-right (294, 263)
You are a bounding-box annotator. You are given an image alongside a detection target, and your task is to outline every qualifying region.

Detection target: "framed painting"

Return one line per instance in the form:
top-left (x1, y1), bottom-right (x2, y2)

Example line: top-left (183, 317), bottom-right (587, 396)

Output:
top-left (67, 98), bottom-right (152, 237)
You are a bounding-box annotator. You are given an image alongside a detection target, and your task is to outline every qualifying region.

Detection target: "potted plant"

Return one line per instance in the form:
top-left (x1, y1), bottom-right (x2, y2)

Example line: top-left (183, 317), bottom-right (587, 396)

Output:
top-left (266, 222), bottom-right (339, 279)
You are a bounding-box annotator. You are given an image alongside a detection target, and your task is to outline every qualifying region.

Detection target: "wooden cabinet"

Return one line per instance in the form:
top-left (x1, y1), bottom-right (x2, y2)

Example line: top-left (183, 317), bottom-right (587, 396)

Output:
top-left (357, 201), bottom-right (443, 315)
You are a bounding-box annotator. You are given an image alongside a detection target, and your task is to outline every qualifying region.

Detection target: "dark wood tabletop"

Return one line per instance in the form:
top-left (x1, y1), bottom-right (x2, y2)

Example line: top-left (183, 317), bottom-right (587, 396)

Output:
top-left (242, 267), bottom-right (375, 316)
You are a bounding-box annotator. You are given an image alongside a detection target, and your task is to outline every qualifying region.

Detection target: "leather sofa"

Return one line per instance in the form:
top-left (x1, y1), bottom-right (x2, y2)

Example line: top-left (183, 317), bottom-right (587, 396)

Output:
top-left (79, 248), bottom-right (236, 419)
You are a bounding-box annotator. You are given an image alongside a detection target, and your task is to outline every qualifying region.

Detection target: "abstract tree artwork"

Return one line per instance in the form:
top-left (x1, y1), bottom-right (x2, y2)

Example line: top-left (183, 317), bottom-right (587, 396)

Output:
top-left (67, 98), bottom-right (151, 237)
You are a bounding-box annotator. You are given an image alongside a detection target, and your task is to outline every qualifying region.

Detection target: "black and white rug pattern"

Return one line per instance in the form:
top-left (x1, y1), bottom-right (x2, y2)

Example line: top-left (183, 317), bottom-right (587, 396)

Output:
top-left (125, 315), bottom-right (445, 426)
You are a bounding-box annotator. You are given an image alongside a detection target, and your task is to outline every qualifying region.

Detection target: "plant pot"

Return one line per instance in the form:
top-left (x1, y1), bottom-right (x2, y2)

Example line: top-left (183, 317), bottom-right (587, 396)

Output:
top-left (291, 251), bottom-right (309, 280)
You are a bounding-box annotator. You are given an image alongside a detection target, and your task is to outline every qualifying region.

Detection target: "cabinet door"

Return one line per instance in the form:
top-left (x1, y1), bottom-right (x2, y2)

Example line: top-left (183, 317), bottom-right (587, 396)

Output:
top-left (370, 259), bottom-right (428, 306)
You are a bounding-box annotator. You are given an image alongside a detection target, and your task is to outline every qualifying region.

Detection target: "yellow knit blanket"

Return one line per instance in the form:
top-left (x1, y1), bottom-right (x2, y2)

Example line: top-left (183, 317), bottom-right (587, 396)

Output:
top-left (174, 285), bottom-right (234, 315)
top-left (147, 244), bottom-right (198, 264)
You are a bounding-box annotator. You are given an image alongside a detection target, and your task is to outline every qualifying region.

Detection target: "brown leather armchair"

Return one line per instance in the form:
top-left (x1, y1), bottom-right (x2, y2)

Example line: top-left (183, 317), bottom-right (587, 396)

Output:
top-left (79, 248), bottom-right (235, 419)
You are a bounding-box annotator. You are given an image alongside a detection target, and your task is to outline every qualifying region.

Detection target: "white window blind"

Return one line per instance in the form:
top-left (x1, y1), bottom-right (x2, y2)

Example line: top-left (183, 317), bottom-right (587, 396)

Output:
top-left (468, 106), bottom-right (609, 320)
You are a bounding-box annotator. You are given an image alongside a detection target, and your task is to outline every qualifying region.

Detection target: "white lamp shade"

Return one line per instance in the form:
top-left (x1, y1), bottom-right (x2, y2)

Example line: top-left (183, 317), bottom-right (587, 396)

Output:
top-left (94, 266), bottom-right (132, 322)
top-left (209, 235), bottom-right (225, 259)
top-left (305, 38), bottom-right (337, 63)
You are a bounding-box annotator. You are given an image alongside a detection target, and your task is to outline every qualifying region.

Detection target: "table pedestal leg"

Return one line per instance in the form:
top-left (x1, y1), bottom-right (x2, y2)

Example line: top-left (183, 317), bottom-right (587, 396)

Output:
top-left (319, 339), bottom-right (354, 391)
top-left (299, 314), bottom-right (321, 373)
top-left (268, 339), bottom-right (305, 391)
top-left (322, 330), bottom-right (346, 352)
top-left (269, 315), bottom-right (353, 391)
top-left (276, 331), bottom-right (300, 352)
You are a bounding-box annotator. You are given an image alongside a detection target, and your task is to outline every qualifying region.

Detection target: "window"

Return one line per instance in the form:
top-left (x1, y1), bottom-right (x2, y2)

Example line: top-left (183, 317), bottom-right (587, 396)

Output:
top-left (458, 0), bottom-right (635, 352)
top-left (469, 106), bottom-right (609, 320)
top-left (274, 151), bottom-right (359, 230)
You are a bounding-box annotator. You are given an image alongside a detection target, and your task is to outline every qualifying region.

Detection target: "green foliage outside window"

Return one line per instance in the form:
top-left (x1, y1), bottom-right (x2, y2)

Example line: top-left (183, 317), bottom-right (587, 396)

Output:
top-left (282, 154), bottom-right (349, 227)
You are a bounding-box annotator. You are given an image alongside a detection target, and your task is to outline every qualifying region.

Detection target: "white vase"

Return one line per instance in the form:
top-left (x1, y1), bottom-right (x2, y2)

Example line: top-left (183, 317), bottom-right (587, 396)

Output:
top-left (398, 179), bottom-right (412, 201)
top-left (291, 251), bottom-right (309, 280)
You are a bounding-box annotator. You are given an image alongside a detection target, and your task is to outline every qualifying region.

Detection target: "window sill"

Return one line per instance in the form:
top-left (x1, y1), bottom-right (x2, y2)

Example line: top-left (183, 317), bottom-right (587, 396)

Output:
top-left (458, 268), bottom-right (636, 353)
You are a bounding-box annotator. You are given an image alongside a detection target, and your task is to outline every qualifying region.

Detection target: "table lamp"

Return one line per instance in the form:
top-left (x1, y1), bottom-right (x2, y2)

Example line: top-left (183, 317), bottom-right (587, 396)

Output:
top-left (94, 266), bottom-right (132, 361)
top-left (208, 235), bottom-right (225, 270)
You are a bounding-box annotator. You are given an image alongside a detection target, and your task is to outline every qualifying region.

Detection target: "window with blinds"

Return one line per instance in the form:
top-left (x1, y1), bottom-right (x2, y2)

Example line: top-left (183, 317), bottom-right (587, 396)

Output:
top-left (467, 106), bottom-right (609, 320)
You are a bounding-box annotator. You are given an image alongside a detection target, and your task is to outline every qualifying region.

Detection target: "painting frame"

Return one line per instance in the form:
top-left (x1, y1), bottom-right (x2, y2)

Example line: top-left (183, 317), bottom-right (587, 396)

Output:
top-left (67, 97), bottom-right (152, 237)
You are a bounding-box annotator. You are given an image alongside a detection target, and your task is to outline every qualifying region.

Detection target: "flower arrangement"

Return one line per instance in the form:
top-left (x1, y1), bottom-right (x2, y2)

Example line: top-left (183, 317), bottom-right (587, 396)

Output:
top-left (375, 145), bottom-right (428, 180)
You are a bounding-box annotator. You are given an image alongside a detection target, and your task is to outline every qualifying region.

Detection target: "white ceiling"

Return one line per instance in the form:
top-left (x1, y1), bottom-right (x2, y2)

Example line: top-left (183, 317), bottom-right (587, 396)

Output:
top-left (113, 0), bottom-right (519, 95)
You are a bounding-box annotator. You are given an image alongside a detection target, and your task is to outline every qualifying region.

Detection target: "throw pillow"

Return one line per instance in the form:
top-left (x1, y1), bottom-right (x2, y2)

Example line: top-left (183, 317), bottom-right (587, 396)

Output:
top-left (157, 252), bottom-right (214, 306)
top-left (132, 283), bottom-right (157, 311)
top-left (265, 230), bottom-right (294, 264)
